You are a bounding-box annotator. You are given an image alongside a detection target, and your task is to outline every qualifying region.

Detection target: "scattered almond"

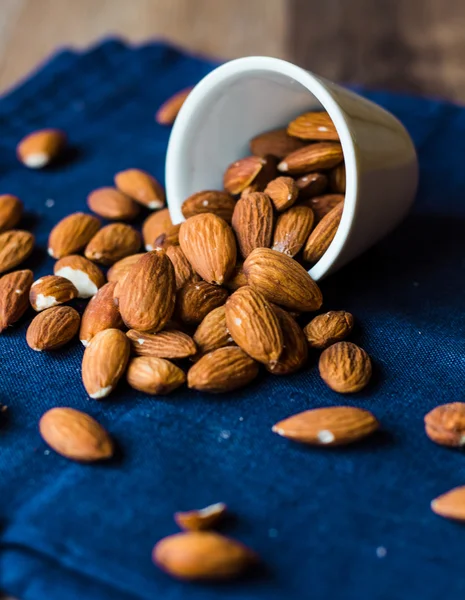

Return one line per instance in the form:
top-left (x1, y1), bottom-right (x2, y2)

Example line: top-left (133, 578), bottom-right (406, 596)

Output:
top-left (26, 306), bottom-right (80, 351)
top-left (107, 253), bottom-right (145, 283)
top-left (278, 142), bottom-right (343, 175)
top-left (303, 193), bottom-right (344, 222)
top-left (87, 187), bottom-right (139, 220)
top-left (0, 269), bottom-right (33, 332)
top-left (85, 223), bottom-right (141, 265)
top-left (54, 255), bottom-right (106, 298)
top-left (17, 128), bottom-right (66, 168)
top-left (0, 230), bottom-right (34, 274)
top-left (188, 346), bottom-right (258, 393)
top-left (48, 212), bottom-right (100, 259)
top-left (319, 341), bottom-right (372, 393)
top-left (29, 275), bottom-right (78, 311)
top-left (295, 172), bottom-right (328, 198)
top-left (304, 311), bottom-right (354, 349)
top-left (250, 127), bottom-right (305, 158)
top-left (264, 176), bottom-right (298, 212)
top-left (175, 502), bottom-right (227, 531)
top-left (114, 168), bottom-right (165, 209)
top-left (142, 208), bottom-right (173, 251)
top-left (268, 304), bottom-right (308, 375)
top-left (303, 201), bottom-right (344, 263)
top-left (231, 192), bottom-right (273, 259)
top-left (431, 487), bottom-right (465, 521)
top-left (287, 111), bottom-right (339, 141)
top-left (424, 403), bottom-right (465, 447)
top-left (0, 194), bottom-right (23, 232)
top-left (127, 356), bottom-right (186, 394)
top-left (272, 205), bottom-right (314, 257)
top-left (193, 306), bottom-right (234, 356)
top-left (181, 190), bottom-right (236, 223)
top-left (176, 280), bottom-right (228, 325)
top-left (127, 329), bottom-right (197, 359)
top-left (79, 282), bottom-right (124, 347)
top-left (165, 245), bottom-right (199, 290)
top-left (156, 87), bottom-right (193, 125)
top-left (330, 163), bottom-right (346, 193)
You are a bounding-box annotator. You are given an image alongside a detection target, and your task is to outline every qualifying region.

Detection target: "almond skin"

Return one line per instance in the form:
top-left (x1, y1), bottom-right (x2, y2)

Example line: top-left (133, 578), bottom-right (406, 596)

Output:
top-left (223, 156), bottom-right (266, 195)
top-left (85, 223), bottom-right (141, 265)
top-left (87, 187), bottom-right (139, 220)
top-left (304, 311), bottom-right (354, 349)
top-left (114, 168), bottom-right (165, 209)
top-left (127, 329), bottom-right (197, 359)
top-left (0, 195), bottom-right (23, 232)
top-left (264, 177), bottom-right (298, 212)
top-left (29, 275), bottom-right (78, 311)
top-left (319, 341), bottom-right (372, 393)
top-left (118, 250), bottom-right (176, 332)
top-left (0, 230), bottom-right (34, 274)
top-left (127, 356), bottom-right (186, 394)
top-left (273, 406), bottom-right (379, 446)
top-left (188, 346), bottom-right (259, 392)
top-left (17, 128), bottom-right (66, 168)
top-left (26, 306), bottom-right (80, 351)
top-left (179, 213), bottom-right (237, 285)
top-left (272, 205), bottom-right (314, 257)
top-left (225, 286), bottom-right (283, 367)
top-left (142, 208), bottom-right (172, 251)
top-left (268, 304), bottom-right (308, 375)
top-left (153, 531), bottom-right (257, 580)
top-left (39, 407), bottom-right (113, 462)
top-left (287, 111), bottom-right (339, 141)
top-left (231, 192), bottom-right (274, 259)
top-left (295, 172), bottom-right (328, 199)
top-left (176, 281), bottom-right (228, 325)
top-left (107, 254), bottom-right (145, 283)
top-left (48, 213), bottom-right (100, 259)
top-left (82, 328), bottom-right (130, 399)
top-left (166, 245), bottom-right (199, 290)
top-left (181, 190), bottom-right (236, 223)
top-left (79, 282), bottom-right (124, 347)
top-left (278, 142), bottom-right (343, 175)
top-left (303, 201), bottom-right (344, 263)
top-left (424, 403), bottom-right (465, 447)
top-left (153, 223), bottom-right (181, 249)
top-left (193, 306), bottom-right (234, 356)
top-left (175, 502), bottom-right (227, 531)
top-left (250, 127), bottom-right (305, 159)
top-left (431, 487), bottom-right (465, 521)
top-left (243, 248), bottom-right (323, 312)
top-left (0, 269), bottom-right (33, 331)
top-left (224, 263), bottom-right (248, 291)
top-left (155, 87), bottom-right (192, 125)
top-left (54, 255), bottom-right (106, 298)
top-left (330, 163), bottom-right (346, 193)
top-left (302, 193), bottom-right (344, 223)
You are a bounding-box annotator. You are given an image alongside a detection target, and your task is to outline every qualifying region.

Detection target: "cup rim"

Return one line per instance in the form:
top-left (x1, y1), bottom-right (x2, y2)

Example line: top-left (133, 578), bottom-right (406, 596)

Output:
top-left (166, 56), bottom-right (358, 280)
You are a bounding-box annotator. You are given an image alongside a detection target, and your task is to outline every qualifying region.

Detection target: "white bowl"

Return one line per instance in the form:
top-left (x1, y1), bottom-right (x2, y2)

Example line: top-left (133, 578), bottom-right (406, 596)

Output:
top-left (165, 57), bottom-right (418, 280)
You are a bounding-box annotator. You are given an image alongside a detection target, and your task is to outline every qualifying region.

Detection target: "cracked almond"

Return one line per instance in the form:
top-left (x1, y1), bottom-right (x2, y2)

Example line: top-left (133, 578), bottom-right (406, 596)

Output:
top-left (54, 255), bottom-right (106, 298)
top-left (319, 341), bottom-right (372, 393)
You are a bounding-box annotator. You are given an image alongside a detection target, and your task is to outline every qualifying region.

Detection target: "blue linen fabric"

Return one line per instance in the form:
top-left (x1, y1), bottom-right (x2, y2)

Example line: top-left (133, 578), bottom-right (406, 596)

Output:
top-left (0, 39), bottom-right (465, 600)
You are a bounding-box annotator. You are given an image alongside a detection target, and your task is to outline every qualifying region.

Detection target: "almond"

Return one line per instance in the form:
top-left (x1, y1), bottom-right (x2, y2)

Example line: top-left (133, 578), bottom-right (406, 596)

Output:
top-left (302, 201), bottom-right (343, 263)
top-left (165, 245), bottom-right (199, 290)
top-left (295, 172), bottom-right (328, 199)
top-left (107, 254), bottom-right (145, 283)
top-left (231, 192), bottom-right (273, 259)
top-left (118, 250), bottom-right (176, 332)
top-left (142, 208), bottom-right (173, 251)
top-left (48, 212), bottom-right (100, 259)
top-left (0, 194), bottom-right (23, 232)
top-left (268, 304), bottom-right (308, 375)
top-left (175, 502), bottom-right (227, 531)
top-left (273, 406), bottom-right (379, 446)
top-left (424, 403), bottom-right (465, 447)
top-left (85, 223), bottom-right (141, 265)
top-left (79, 282), bottom-right (124, 347)
top-left (264, 176), bottom-right (298, 212)
top-left (17, 128), bottom-right (66, 168)
top-left (181, 190), bottom-right (236, 223)
top-left (29, 275), bottom-right (78, 311)
top-left (278, 142), bottom-right (343, 175)
top-left (54, 255), bottom-right (106, 298)
top-left (193, 306), bottom-right (234, 356)
top-left (114, 168), bottom-right (165, 209)
top-left (155, 87), bottom-right (193, 125)
top-left (224, 263), bottom-right (247, 291)
top-left (304, 311), bottom-right (354, 349)
top-left (319, 341), bottom-right (372, 393)
top-left (179, 213), bottom-right (237, 285)
top-left (243, 248), bottom-right (323, 312)
top-left (302, 193), bottom-right (344, 223)
top-left (152, 531), bottom-right (257, 580)
top-left (82, 328), bottom-right (130, 399)
top-left (431, 487), bottom-right (465, 521)
top-left (287, 111), bottom-right (339, 141)
top-left (0, 230), bottom-right (34, 274)
top-left (26, 306), bottom-right (80, 351)
top-left (176, 280), bottom-right (228, 325)
top-left (330, 163), bottom-right (346, 193)
top-left (39, 407), bottom-right (113, 462)
top-left (127, 329), bottom-right (197, 359)
top-left (225, 286), bottom-right (283, 367)
top-left (272, 206), bottom-right (314, 257)
top-left (223, 156), bottom-right (266, 195)
top-left (127, 356), bottom-right (186, 394)
top-left (250, 127), bottom-right (305, 158)
top-left (0, 269), bottom-right (33, 332)
top-left (87, 187), bottom-right (139, 220)
top-left (153, 223), bottom-right (181, 249)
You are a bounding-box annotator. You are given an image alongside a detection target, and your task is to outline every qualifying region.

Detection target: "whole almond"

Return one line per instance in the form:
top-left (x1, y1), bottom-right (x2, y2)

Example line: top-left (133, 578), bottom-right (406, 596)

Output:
top-left (225, 286), bottom-right (283, 367)
top-left (224, 263), bottom-right (247, 291)
top-left (0, 195), bottom-right (23, 232)
top-left (176, 280), bottom-right (228, 325)
top-left (127, 356), bottom-right (186, 394)
top-left (48, 213), bottom-right (100, 259)
top-left (272, 206), bottom-right (314, 257)
top-left (107, 254), bottom-right (145, 283)
top-left (26, 306), bottom-right (80, 351)
top-left (153, 223), bottom-right (181, 249)
top-left (278, 142), bottom-right (343, 175)
top-left (127, 329), bottom-right (197, 359)
top-left (243, 248), bottom-right (323, 312)
top-left (80, 282), bottom-right (124, 347)
top-left (304, 311), bottom-right (354, 349)
top-left (273, 406), bottom-right (379, 446)
top-left (142, 208), bottom-right (172, 251)
top-left (303, 193), bottom-right (344, 223)
top-left (166, 245), bottom-right (199, 290)
top-left (250, 127), bottom-right (305, 158)
top-left (54, 255), bottom-right (106, 298)
top-left (193, 306), bottom-right (234, 356)
top-left (287, 111), bottom-right (339, 141)
top-left (17, 128), bottom-right (66, 168)
top-left (153, 531), bottom-right (257, 580)
top-left (223, 156), bottom-right (266, 195)
top-left (0, 230), bottom-right (34, 274)
top-left (431, 487), bottom-right (465, 521)
top-left (330, 163), bottom-right (346, 193)
top-left (264, 176), bottom-right (298, 212)
top-left (85, 223), bottom-right (141, 265)
top-left (179, 213), bottom-right (237, 285)
top-left (295, 172), bottom-right (328, 199)
top-left (188, 346), bottom-right (259, 393)
top-left (175, 502), bottom-right (227, 531)
top-left (87, 187), bottom-right (139, 220)
top-left (114, 168), bottom-right (165, 209)
top-left (424, 403), bottom-right (465, 447)
top-left (82, 328), bottom-right (130, 399)
top-left (118, 250), bottom-right (176, 332)
top-left (231, 192), bottom-right (273, 259)
top-left (0, 269), bottom-right (33, 331)
top-left (29, 275), bottom-right (78, 311)
top-left (181, 190), bottom-right (236, 223)
top-left (39, 407), bottom-right (113, 462)
top-left (268, 304), bottom-right (308, 375)
top-left (155, 87), bottom-right (192, 125)
top-left (319, 341), bottom-right (372, 393)
top-left (303, 201), bottom-right (344, 263)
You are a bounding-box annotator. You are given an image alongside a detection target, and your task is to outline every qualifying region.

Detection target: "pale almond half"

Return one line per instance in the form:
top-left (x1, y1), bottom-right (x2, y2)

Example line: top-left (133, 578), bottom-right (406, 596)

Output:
top-left (175, 502), bottom-right (227, 531)
top-left (54, 255), bottom-right (106, 298)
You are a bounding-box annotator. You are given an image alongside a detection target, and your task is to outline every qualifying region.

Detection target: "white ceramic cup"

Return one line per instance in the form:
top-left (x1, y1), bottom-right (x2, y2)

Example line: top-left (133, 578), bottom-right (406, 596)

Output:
top-left (165, 56), bottom-right (418, 280)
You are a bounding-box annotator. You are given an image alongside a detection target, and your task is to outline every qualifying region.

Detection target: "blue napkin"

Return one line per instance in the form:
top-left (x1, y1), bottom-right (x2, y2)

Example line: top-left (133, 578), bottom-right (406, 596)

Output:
top-left (1, 40), bottom-right (465, 600)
